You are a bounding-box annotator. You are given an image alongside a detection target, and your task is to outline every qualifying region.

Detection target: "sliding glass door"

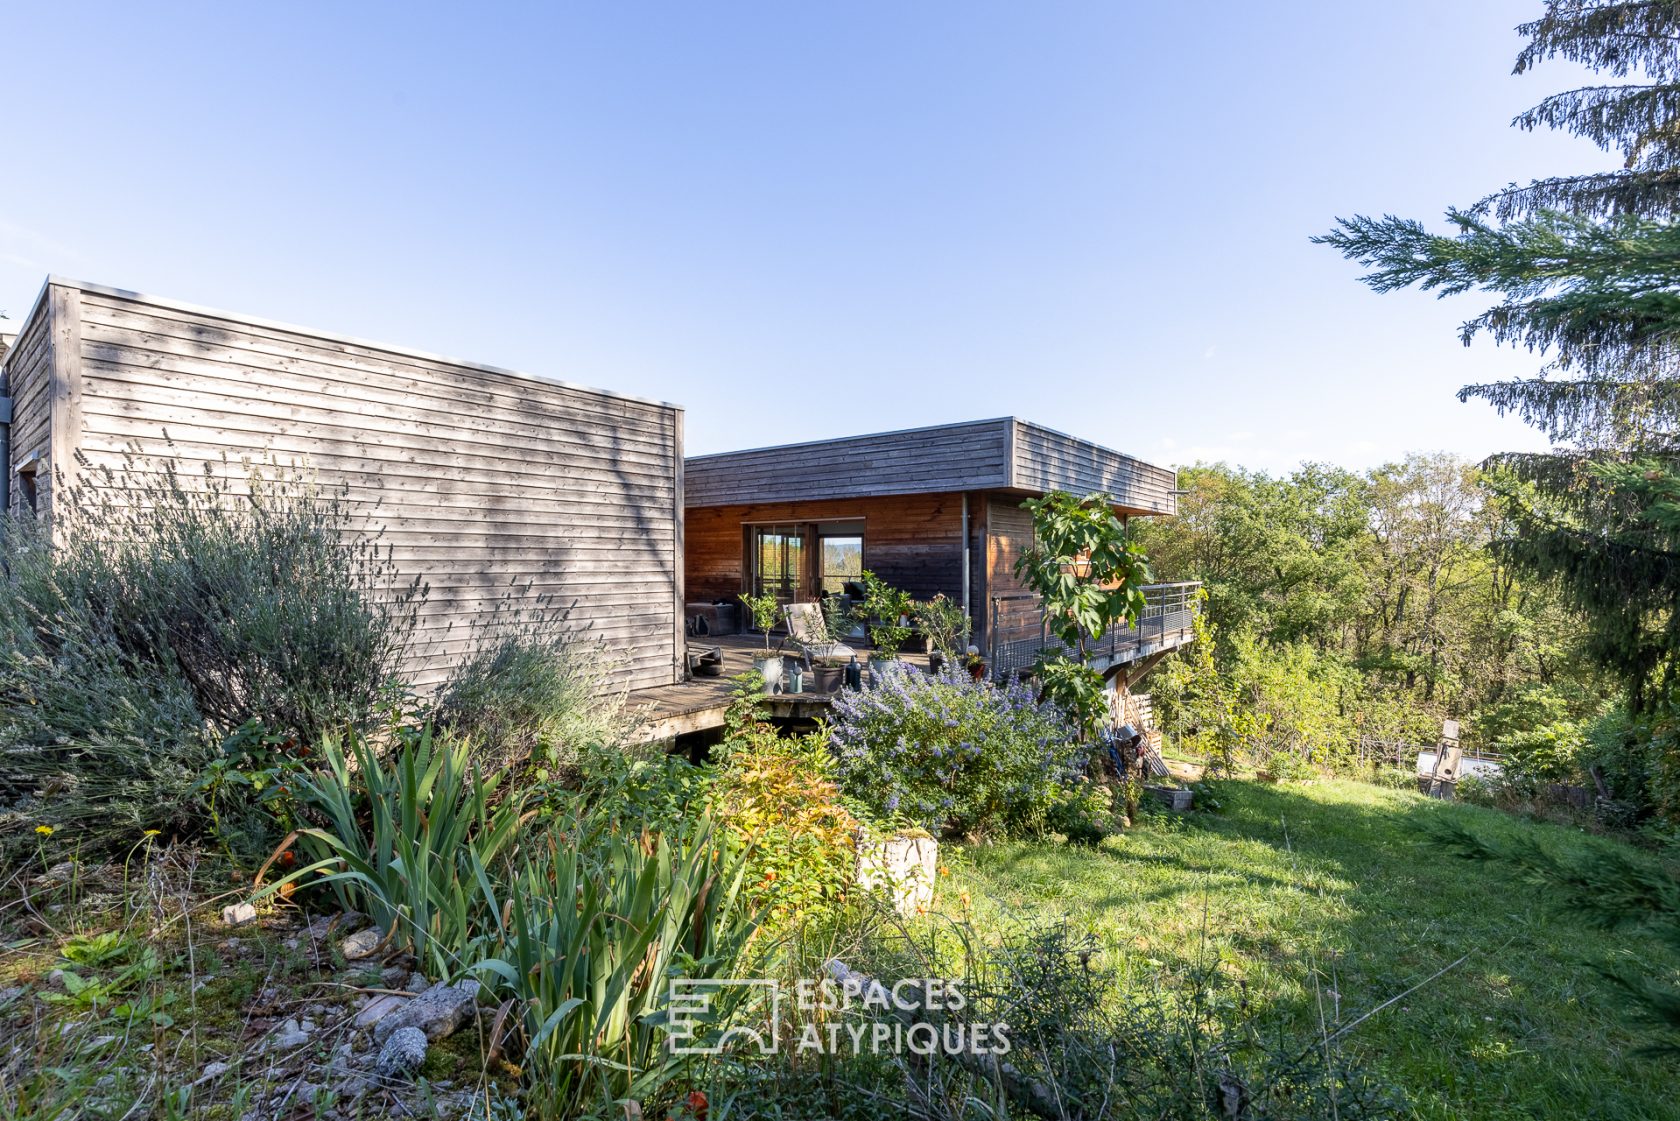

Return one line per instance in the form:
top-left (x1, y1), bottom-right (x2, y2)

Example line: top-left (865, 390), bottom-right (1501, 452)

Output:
top-left (751, 525), bottom-right (806, 604)
top-left (749, 520), bottom-right (864, 604)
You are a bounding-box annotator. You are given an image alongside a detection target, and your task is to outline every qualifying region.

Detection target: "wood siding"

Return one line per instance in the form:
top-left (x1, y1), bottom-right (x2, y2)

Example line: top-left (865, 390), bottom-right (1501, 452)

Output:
top-left (686, 494), bottom-right (966, 607)
top-left (685, 420), bottom-right (1011, 508)
top-left (984, 497), bottom-right (1035, 604)
top-left (3, 289), bottom-right (56, 514)
top-left (1011, 420), bottom-right (1176, 515)
top-left (685, 417), bottom-right (1175, 515)
top-left (4, 279), bottom-right (684, 692)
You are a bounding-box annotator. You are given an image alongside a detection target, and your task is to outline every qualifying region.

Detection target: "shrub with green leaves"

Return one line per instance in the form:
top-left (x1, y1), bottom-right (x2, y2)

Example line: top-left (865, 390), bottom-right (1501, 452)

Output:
top-left (435, 610), bottom-right (625, 775)
top-left (0, 452), bottom-right (421, 853)
top-left (827, 662), bottom-right (1100, 838)
top-left (710, 679), bottom-right (860, 922)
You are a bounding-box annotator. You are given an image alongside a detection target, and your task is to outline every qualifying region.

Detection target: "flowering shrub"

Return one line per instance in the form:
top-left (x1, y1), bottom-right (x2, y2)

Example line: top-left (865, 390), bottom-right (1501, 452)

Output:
top-left (827, 663), bottom-right (1101, 839)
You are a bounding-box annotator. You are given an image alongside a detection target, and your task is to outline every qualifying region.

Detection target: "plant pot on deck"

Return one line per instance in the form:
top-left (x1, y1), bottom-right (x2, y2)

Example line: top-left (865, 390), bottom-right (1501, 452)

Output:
top-left (867, 656), bottom-right (899, 685)
top-left (927, 650), bottom-right (945, 676)
top-left (751, 654), bottom-right (784, 693)
top-left (811, 665), bottom-right (845, 694)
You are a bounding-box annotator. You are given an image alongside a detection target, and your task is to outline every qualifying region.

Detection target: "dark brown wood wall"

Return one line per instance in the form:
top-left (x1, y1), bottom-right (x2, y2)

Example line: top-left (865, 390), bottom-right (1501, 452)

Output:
top-left (984, 497), bottom-right (1036, 602)
top-left (685, 493), bottom-right (968, 606)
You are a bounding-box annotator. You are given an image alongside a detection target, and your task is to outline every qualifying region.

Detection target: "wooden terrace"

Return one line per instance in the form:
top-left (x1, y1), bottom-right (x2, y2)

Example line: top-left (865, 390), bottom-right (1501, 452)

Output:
top-left (626, 635), bottom-right (933, 743)
top-left (625, 580), bottom-right (1200, 744)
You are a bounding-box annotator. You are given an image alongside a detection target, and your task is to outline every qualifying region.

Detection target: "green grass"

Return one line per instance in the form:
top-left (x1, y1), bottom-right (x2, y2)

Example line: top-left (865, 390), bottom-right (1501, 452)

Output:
top-left (950, 777), bottom-right (1675, 1121)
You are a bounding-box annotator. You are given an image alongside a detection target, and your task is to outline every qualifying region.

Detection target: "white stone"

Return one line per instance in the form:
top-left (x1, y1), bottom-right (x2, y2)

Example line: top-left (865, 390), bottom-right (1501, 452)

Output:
top-left (855, 831), bottom-right (938, 916)
top-left (221, 902), bottom-right (258, 927)
top-left (354, 993), bottom-right (408, 1030)
top-left (265, 1018), bottom-right (313, 1051)
top-left (339, 929), bottom-right (383, 961)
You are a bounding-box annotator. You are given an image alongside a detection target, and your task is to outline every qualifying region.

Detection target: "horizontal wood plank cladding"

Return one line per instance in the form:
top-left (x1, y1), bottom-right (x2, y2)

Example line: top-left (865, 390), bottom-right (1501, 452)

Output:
top-left (686, 420), bottom-right (1012, 506)
top-left (685, 417), bottom-right (1177, 514)
top-left (63, 284), bottom-right (682, 692)
top-left (77, 297), bottom-right (672, 445)
top-left (1010, 420), bottom-right (1176, 515)
top-left (685, 494), bottom-right (965, 607)
top-left (984, 497), bottom-right (1035, 603)
top-left (2, 294), bottom-right (57, 513)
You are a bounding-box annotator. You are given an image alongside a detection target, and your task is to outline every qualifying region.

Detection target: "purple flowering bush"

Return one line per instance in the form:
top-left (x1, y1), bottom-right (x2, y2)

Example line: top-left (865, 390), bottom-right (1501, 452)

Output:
top-left (826, 662), bottom-right (1104, 838)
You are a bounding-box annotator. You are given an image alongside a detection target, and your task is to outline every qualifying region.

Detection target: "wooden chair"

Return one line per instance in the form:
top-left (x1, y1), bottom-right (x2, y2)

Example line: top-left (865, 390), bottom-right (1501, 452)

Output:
top-left (782, 601), bottom-right (856, 667)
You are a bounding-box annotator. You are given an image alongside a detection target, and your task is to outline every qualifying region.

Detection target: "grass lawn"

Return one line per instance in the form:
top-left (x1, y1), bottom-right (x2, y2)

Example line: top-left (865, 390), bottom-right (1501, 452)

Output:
top-left (950, 777), bottom-right (1676, 1121)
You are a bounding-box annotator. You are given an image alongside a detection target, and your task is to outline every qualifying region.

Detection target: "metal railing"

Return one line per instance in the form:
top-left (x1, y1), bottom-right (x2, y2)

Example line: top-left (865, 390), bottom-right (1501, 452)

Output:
top-left (986, 581), bottom-right (1201, 680)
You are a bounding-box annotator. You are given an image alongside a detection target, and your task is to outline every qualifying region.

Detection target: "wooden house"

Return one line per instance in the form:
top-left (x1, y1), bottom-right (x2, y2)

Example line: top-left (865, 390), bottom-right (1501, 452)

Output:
top-left (0, 278), bottom-right (685, 692)
top-left (684, 417), bottom-right (1195, 681)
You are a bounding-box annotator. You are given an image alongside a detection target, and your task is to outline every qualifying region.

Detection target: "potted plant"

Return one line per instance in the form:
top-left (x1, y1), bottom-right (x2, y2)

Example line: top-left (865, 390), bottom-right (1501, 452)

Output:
top-left (914, 593), bottom-right (970, 677)
top-left (858, 570), bottom-right (913, 681)
top-left (964, 644), bottom-right (987, 682)
top-left (739, 591), bottom-right (783, 691)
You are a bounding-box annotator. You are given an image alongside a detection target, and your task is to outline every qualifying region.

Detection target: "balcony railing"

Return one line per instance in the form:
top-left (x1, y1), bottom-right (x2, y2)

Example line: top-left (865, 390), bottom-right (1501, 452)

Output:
top-left (986, 581), bottom-right (1201, 680)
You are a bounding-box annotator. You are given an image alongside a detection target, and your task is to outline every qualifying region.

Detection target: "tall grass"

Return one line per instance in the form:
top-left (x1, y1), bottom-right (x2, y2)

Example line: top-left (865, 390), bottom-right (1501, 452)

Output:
top-left (471, 818), bottom-right (757, 1113)
top-left (272, 728), bottom-right (759, 1117)
top-left (277, 725), bottom-right (528, 980)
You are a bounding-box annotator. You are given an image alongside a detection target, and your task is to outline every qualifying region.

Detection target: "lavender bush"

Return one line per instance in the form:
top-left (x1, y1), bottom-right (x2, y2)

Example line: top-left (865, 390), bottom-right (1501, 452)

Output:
top-left (827, 662), bottom-right (1105, 839)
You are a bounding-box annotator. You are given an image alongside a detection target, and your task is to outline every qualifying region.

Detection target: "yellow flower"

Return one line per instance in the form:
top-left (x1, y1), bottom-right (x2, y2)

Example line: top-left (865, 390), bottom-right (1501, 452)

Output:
top-left (142, 829), bottom-right (161, 838)
top-left (34, 824), bottom-right (53, 837)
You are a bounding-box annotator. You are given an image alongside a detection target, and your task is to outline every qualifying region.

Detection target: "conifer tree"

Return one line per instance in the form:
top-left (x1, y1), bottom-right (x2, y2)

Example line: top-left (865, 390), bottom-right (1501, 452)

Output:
top-left (1317, 2), bottom-right (1680, 707)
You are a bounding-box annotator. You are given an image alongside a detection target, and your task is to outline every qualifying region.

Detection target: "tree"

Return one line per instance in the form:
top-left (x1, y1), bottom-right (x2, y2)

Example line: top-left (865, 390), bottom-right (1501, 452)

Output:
top-left (1316, 1), bottom-right (1680, 709)
top-left (1015, 491), bottom-right (1151, 738)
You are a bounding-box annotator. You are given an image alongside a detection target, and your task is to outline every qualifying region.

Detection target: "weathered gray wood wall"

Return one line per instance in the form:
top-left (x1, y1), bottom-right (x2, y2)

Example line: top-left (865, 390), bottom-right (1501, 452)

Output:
top-left (1011, 420), bottom-right (1176, 515)
top-left (2, 290), bottom-right (56, 513)
top-left (3, 279), bottom-right (685, 692)
top-left (686, 418), bottom-right (1175, 516)
top-left (685, 420), bottom-right (1012, 507)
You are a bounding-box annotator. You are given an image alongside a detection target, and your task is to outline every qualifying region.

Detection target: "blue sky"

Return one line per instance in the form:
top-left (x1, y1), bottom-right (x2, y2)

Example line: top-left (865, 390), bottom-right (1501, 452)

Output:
top-left (0, 2), bottom-right (1616, 473)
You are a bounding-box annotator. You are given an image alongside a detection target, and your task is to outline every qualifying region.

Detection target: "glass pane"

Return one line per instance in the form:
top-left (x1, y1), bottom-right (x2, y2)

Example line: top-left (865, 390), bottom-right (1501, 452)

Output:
top-left (820, 534), bottom-right (863, 595)
top-left (753, 527), bottom-right (801, 603)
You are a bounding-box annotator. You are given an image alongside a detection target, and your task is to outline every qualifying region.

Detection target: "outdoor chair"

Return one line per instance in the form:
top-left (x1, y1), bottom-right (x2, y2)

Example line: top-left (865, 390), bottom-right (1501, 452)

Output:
top-left (782, 601), bottom-right (856, 668)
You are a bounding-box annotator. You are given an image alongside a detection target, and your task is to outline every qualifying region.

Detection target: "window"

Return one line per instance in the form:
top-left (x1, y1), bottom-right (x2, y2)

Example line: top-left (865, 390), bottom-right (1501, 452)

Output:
top-left (751, 525), bottom-right (805, 603)
top-left (819, 532), bottom-right (863, 595)
top-left (747, 520), bottom-right (864, 603)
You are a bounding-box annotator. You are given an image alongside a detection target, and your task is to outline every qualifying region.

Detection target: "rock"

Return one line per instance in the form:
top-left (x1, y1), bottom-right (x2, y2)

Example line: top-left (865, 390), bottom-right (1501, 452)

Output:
top-left (265, 1018), bottom-right (313, 1051)
top-left (221, 902), bottom-right (258, 927)
top-left (374, 1026), bottom-right (427, 1081)
top-left (194, 1060), bottom-right (231, 1085)
top-left (354, 994), bottom-right (407, 1030)
top-left (339, 928), bottom-right (384, 961)
top-left (379, 964), bottom-right (409, 987)
top-left (34, 860), bottom-right (77, 886)
top-left (403, 971), bottom-right (431, 994)
top-left (372, 980), bottom-right (479, 1045)
top-left (45, 969), bottom-right (66, 988)
top-left (0, 986), bottom-right (24, 1007)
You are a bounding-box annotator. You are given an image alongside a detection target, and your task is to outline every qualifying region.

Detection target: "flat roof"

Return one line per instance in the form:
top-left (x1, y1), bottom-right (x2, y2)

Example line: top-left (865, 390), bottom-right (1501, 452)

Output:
top-left (19, 276), bottom-right (682, 413)
top-left (685, 416), bottom-right (1177, 515)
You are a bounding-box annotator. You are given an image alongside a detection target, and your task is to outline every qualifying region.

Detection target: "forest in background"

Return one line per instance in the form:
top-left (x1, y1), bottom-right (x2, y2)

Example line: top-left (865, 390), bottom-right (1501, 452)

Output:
top-left (1131, 455), bottom-right (1658, 814)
